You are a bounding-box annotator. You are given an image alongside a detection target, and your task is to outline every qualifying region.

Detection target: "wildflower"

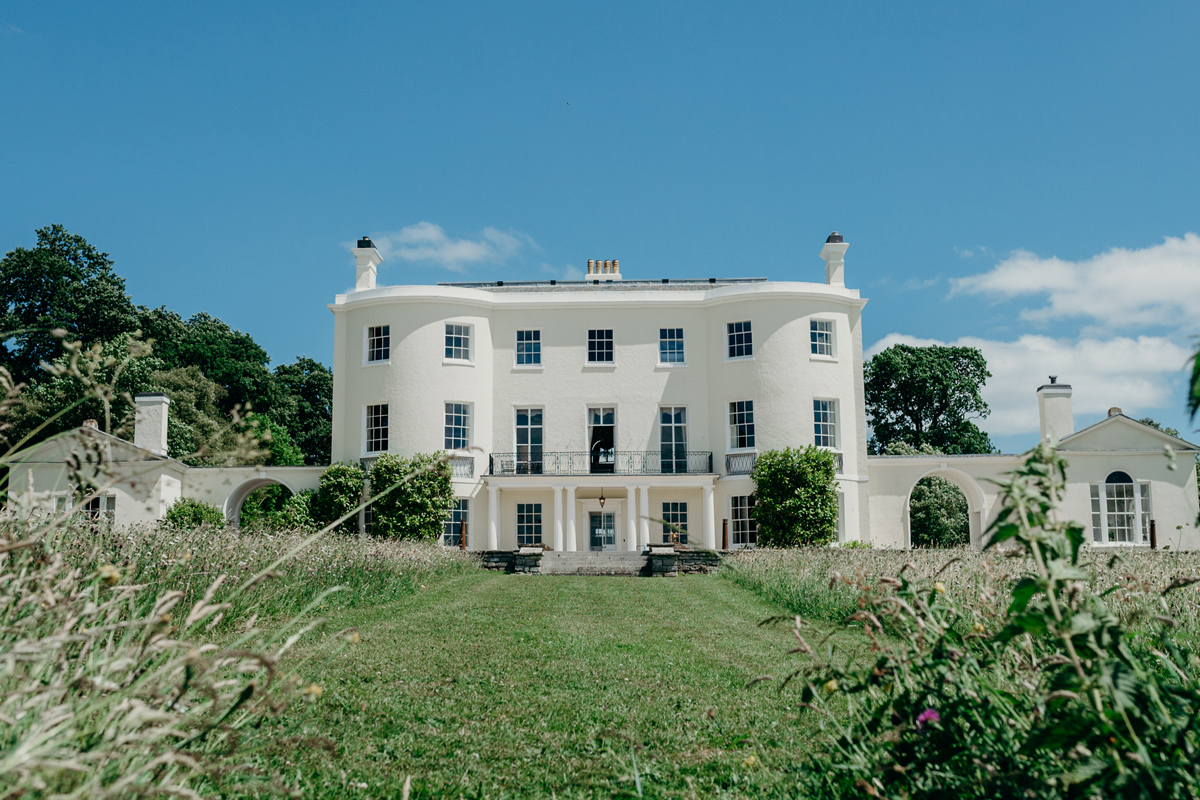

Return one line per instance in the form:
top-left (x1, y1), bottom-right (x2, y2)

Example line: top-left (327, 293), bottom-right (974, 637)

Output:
top-left (741, 754), bottom-right (758, 768)
top-left (823, 679), bottom-right (839, 694)
top-left (916, 708), bottom-right (940, 730)
top-left (933, 582), bottom-right (946, 594)
top-left (303, 684), bottom-right (324, 701)
top-left (973, 621), bottom-right (986, 633)
top-left (98, 564), bottom-right (122, 585)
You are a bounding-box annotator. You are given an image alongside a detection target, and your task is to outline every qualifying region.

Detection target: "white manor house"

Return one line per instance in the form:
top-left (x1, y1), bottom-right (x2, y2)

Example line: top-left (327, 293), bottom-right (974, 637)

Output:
top-left (12, 233), bottom-right (1200, 550)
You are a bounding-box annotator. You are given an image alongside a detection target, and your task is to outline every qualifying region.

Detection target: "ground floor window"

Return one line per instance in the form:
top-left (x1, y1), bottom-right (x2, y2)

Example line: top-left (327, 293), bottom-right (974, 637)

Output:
top-left (60, 494), bottom-right (115, 523)
top-left (443, 499), bottom-right (469, 547)
top-left (662, 501), bottom-right (688, 544)
top-left (1090, 471), bottom-right (1150, 544)
top-left (731, 495), bottom-right (757, 546)
top-left (517, 503), bottom-right (542, 546)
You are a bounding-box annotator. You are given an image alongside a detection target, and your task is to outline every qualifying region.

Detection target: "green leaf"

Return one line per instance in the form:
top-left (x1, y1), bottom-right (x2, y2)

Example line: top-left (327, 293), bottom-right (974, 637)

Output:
top-left (1008, 577), bottom-right (1042, 614)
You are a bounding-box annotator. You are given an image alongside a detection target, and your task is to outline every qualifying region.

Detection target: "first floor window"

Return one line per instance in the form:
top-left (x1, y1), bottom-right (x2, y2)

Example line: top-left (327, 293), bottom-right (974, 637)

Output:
top-left (814, 399), bottom-right (837, 448)
top-left (443, 499), bottom-right (469, 547)
top-left (729, 400), bottom-right (755, 449)
top-left (445, 323), bottom-right (471, 360)
top-left (517, 503), bottom-right (542, 546)
top-left (516, 408), bottom-right (543, 473)
top-left (367, 325), bottom-right (390, 362)
top-left (659, 328), bottom-right (685, 363)
top-left (366, 404), bottom-right (388, 453)
top-left (662, 501), bottom-right (688, 544)
top-left (731, 495), bottom-right (757, 546)
top-left (588, 329), bottom-right (614, 362)
top-left (516, 330), bottom-right (541, 364)
top-left (810, 320), bottom-right (833, 356)
top-left (727, 320), bottom-right (752, 358)
top-left (1090, 472), bottom-right (1151, 544)
top-left (445, 403), bottom-right (470, 450)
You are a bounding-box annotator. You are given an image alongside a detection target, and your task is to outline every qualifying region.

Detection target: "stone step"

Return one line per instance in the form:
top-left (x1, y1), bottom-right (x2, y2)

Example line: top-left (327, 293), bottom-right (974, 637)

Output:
top-left (539, 552), bottom-right (650, 575)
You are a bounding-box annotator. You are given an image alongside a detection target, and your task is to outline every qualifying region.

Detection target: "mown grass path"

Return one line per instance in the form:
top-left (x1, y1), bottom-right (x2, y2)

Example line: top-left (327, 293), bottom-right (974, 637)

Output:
top-left (270, 571), bottom-right (851, 798)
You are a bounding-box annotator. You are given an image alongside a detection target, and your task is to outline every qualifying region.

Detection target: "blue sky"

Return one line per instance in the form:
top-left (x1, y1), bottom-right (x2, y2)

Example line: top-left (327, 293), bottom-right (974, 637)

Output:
top-left (2, 2), bottom-right (1198, 452)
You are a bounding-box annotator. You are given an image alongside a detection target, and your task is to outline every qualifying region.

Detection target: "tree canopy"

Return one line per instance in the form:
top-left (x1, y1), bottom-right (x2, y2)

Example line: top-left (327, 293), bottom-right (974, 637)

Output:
top-left (0, 226), bottom-right (333, 464)
top-left (865, 344), bottom-right (996, 455)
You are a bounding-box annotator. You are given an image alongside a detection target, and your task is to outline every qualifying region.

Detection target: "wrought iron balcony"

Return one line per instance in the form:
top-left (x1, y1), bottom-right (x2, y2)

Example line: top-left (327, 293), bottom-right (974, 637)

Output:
top-left (489, 451), bottom-right (713, 476)
top-left (725, 450), bottom-right (843, 476)
top-left (449, 455), bottom-right (475, 478)
top-left (725, 452), bottom-right (757, 475)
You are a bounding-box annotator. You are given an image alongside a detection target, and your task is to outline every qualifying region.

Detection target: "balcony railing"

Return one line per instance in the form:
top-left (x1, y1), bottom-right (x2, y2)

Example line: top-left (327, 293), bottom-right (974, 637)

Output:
top-left (726, 451), bottom-right (843, 475)
top-left (489, 451), bottom-right (713, 476)
top-left (449, 455), bottom-right (475, 478)
top-left (725, 452), bottom-right (757, 475)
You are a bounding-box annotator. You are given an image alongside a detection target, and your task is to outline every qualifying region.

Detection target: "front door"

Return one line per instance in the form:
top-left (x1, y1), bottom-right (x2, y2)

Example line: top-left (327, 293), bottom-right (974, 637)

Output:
top-left (589, 512), bottom-right (616, 551)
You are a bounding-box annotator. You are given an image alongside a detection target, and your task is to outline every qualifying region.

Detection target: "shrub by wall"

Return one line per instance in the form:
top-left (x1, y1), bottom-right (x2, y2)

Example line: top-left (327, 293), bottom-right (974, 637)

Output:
top-left (164, 497), bottom-right (225, 528)
top-left (309, 462), bottom-right (366, 534)
top-left (750, 446), bottom-right (838, 546)
top-left (367, 452), bottom-right (454, 541)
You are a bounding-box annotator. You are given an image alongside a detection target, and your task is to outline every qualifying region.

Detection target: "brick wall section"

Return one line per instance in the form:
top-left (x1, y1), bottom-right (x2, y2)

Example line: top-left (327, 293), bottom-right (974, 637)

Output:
top-left (478, 550), bottom-right (544, 574)
top-left (677, 551), bottom-right (723, 574)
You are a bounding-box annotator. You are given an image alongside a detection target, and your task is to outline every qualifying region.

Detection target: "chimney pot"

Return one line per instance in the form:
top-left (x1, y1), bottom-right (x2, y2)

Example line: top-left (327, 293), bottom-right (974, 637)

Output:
top-left (1108, 407), bottom-right (1122, 417)
top-left (83, 419), bottom-right (98, 430)
top-left (1050, 375), bottom-right (1057, 384)
top-left (613, 259), bottom-right (619, 272)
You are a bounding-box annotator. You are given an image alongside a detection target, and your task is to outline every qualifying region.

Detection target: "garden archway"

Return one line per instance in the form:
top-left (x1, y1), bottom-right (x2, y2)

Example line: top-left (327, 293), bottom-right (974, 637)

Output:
top-left (902, 467), bottom-right (988, 548)
top-left (223, 477), bottom-right (297, 527)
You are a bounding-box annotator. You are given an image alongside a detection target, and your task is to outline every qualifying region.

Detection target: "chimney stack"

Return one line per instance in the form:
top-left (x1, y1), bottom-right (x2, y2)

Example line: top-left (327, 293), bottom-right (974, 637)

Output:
top-left (134, 393), bottom-right (170, 457)
top-left (819, 232), bottom-right (848, 287)
top-left (1036, 376), bottom-right (1073, 444)
top-left (352, 235), bottom-right (383, 291)
top-left (585, 258), bottom-right (622, 280)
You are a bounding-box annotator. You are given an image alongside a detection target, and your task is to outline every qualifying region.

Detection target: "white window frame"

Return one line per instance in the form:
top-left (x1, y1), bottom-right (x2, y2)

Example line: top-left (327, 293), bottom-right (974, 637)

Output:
top-left (586, 405), bottom-right (617, 469)
top-left (517, 503), bottom-right (543, 546)
top-left (514, 329), bottom-right (542, 369)
top-left (810, 319), bottom-right (836, 361)
top-left (659, 405), bottom-right (688, 473)
top-left (661, 501), bottom-right (688, 544)
top-left (728, 400), bottom-right (756, 452)
top-left (442, 499), bottom-right (469, 548)
top-left (725, 320), bottom-right (753, 361)
top-left (1090, 473), bottom-right (1151, 546)
top-left (364, 403), bottom-right (389, 455)
top-left (586, 329), bottom-right (615, 365)
top-left (443, 322), bottom-right (473, 365)
top-left (658, 327), bottom-right (686, 365)
top-left (444, 402), bottom-right (472, 452)
top-left (363, 324), bottom-right (391, 366)
top-left (814, 399), bottom-right (838, 449)
top-left (514, 406), bottom-right (544, 473)
top-left (730, 495), bottom-right (757, 548)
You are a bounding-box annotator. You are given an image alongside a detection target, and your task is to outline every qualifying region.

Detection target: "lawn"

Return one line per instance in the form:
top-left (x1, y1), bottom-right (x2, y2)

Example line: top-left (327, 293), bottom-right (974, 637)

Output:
top-left (264, 571), bottom-right (851, 799)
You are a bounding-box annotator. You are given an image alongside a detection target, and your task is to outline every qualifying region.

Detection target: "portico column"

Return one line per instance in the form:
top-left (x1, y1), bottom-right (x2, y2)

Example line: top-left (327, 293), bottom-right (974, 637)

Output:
top-left (487, 486), bottom-right (499, 550)
top-left (702, 484), bottom-right (716, 549)
top-left (565, 486), bottom-right (577, 552)
top-left (638, 485), bottom-right (651, 550)
top-left (552, 485), bottom-right (564, 551)
top-left (626, 484), bottom-right (638, 551)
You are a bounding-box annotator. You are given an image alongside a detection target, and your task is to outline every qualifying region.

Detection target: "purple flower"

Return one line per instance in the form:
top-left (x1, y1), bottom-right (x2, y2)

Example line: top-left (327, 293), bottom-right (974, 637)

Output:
top-left (916, 708), bottom-right (940, 730)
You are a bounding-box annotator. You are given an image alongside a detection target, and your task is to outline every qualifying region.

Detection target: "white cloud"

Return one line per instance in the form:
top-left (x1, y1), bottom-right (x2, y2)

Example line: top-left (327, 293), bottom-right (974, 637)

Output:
top-left (950, 233), bottom-right (1200, 328)
top-left (365, 222), bottom-right (531, 272)
top-left (868, 333), bottom-right (1192, 436)
top-left (541, 262), bottom-right (584, 281)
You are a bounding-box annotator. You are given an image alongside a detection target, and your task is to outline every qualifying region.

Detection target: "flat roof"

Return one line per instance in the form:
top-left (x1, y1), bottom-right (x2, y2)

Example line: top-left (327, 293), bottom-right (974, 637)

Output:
top-left (436, 278), bottom-right (770, 293)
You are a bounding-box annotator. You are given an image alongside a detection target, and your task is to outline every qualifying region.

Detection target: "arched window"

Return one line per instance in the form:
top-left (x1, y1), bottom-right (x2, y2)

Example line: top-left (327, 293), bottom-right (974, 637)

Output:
top-left (1090, 471), bottom-right (1151, 544)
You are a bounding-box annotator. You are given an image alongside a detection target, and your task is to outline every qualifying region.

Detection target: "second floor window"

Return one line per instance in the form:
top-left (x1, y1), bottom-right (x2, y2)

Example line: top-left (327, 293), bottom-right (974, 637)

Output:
top-left (366, 403), bottom-right (388, 453)
top-left (814, 400), bottom-right (837, 448)
top-left (810, 320), bottom-right (833, 356)
top-left (727, 321), bottom-right (752, 358)
top-left (515, 408), bottom-right (543, 473)
top-left (367, 325), bottom-right (390, 362)
top-left (445, 324), bottom-right (471, 360)
top-left (659, 328), bottom-right (684, 363)
top-left (445, 402), bottom-right (470, 450)
top-left (516, 330), bottom-right (541, 365)
top-left (660, 406), bottom-right (688, 473)
top-left (729, 400), bottom-right (755, 449)
top-left (588, 329), bottom-right (614, 362)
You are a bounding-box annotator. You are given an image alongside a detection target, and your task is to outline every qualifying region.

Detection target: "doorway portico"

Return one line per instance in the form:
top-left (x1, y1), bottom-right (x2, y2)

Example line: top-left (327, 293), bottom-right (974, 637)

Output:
top-left (484, 474), bottom-right (717, 552)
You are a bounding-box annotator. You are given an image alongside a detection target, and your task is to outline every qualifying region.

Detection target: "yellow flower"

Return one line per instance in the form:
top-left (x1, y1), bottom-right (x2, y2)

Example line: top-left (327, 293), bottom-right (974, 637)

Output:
top-left (98, 564), bottom-right (122, 586)
top-left (823, 679), bottom-right (839, 694)
top-left (302, 684), bottom-right (324, 701)
top-left (933, 582), bottom-right (947, 595)
top-left (741, 754), bottom-right (758, 768)
top-left (973, 622), bottom-right (986, 633)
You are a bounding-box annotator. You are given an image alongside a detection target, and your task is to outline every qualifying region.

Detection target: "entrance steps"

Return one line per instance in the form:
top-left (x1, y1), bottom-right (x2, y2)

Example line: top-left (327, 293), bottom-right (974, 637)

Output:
top-left (539, 551), bottom-right (650, 576)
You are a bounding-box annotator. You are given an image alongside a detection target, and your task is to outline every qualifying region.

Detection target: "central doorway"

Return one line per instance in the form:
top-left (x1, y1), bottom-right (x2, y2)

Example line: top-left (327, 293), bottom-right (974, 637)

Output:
top-left (589, 511), bottom-right (616, 551)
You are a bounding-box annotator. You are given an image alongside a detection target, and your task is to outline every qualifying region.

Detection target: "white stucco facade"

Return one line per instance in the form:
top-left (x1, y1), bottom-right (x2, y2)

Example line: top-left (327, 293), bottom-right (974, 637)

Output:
top-left (329, 238), bottom-right (870, 550)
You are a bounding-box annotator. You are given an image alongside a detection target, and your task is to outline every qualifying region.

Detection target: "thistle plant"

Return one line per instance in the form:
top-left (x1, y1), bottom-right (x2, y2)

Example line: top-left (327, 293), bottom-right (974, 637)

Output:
top-left (781, 443), bottom-right (1200, 798)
